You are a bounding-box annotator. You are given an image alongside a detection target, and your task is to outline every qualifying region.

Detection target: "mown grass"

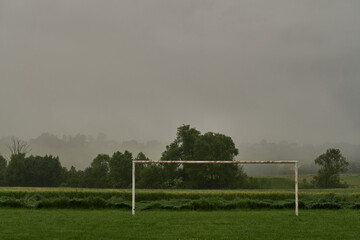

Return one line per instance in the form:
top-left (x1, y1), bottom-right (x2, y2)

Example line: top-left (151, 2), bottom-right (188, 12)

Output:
top-left (0, 209), bottom-right (359, 239)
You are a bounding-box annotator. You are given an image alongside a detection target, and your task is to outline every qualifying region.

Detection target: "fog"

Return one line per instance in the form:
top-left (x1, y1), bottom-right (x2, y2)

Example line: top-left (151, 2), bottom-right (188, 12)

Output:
top-left (1, 0), bottom-right (360, 146)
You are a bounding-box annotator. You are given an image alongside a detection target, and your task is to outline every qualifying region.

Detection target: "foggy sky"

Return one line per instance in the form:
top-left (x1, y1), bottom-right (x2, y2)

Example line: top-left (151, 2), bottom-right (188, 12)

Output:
top-left (1, 0), bottom-right (360, 144)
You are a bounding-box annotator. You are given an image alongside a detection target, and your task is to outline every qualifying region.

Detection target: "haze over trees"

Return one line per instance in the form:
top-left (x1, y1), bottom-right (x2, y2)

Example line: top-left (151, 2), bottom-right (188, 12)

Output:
top-left (0, 126), bottom-right (249, 188)
top-left (0, 134), bottom-right (165, 170)
top-left (1, 134), bottom-right (360, 175)
top-left (312, 149), bottom-right (349, 188)
top-left (0, 125), bottom-right (359, 188)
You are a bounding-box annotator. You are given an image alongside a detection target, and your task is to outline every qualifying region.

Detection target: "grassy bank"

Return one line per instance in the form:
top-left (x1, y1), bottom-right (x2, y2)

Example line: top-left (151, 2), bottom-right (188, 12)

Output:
top-left (0, 187), bottom-right (359, 210)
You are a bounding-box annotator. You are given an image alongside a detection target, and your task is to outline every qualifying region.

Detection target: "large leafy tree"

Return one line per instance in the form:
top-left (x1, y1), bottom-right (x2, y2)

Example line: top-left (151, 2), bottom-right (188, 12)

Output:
top-left (160, 125), bottom-right (200, 186)
top-left (186, 132), bottom-right (245, 189)
top-left (312, 148), bottom-right (349, 188)
top-left (161, 125), bottom-right (247, 189)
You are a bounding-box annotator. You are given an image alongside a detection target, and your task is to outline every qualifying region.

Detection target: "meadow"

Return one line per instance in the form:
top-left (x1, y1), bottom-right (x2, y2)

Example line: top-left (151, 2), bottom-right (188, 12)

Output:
top-left (0, 209), bottom-right (359, 239)
top-left (0, 174), bottom-right (359, 239)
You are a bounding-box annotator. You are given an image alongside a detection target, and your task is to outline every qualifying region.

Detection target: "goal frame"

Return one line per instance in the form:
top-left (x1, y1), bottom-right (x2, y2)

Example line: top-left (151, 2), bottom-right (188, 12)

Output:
top-left (132, 160), bottom-right (299, 216)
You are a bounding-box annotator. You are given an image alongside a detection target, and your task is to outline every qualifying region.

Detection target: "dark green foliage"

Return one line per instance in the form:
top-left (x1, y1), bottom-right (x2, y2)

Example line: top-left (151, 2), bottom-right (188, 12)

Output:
top-left (186, 132), bottom-right (244, 189)
top-left (109, 151), bottom-right (133, 188)
top-left (138, 164), bottom-right (165, 188)
top-left (5, 154), bottom-right (63, 187)
top-left (28, 155), bottom-right (64, 187)
top-left (83, 154), bottom-right (110, 188)
top-left (313, 149), bottom-right (349, 188)
top-left (61, 151), bottom-right (150, 189)
top-left (135, 152), bottom-right (148, 161)
top-left (0, 195), bottom-right (130, 209)
top-left (1, 188), bottom-right (359, 210)
top-left (161, 125), bottom-right (247, 189)
top-left (4, 154), bottom-right (27, 186)
top-left (0, 196), bottom-right (23, 208)
top-left (62, 166), bottom-right (84, 187)
top-left (0, 155), bottom-right (6, 186)
top-left (160, 125), bottom-right (200, 181)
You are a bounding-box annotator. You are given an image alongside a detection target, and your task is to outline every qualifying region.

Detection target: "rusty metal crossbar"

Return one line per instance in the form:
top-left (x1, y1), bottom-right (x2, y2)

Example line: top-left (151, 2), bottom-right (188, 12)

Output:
top-left (133, 160), bottom-right (297, 164)
top-left (132, 160), bottom-right (299, 216)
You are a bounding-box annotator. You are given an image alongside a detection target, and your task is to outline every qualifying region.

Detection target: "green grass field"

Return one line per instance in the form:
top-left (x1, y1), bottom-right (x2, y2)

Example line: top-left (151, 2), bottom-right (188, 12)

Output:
top-left (0, 209), bottom-right (359, 239)
top-left (0, 176), bottom-right (359, 239)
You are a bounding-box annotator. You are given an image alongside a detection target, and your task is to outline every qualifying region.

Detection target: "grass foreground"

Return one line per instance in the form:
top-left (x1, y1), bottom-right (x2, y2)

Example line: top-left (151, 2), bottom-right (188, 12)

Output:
top-left (0, 209), bottom-right (359, 239)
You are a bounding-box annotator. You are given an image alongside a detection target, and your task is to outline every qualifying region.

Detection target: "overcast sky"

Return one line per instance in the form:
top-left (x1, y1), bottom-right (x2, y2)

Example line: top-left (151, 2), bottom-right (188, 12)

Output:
top-left (1, 0), bottom-right (359, 144)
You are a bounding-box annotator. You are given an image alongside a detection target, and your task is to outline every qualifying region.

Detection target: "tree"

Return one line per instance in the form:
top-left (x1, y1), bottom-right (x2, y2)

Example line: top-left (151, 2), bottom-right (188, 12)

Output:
top-left (28, 155), bottom-right (64, 187)
top-left (185, 132), bottom-right (245, 189)
top-left (138, 164), bottom-right (165, 189)
top-left (161, 125), bottom-right (247, 189)
top-left (109, 151), bottom-right (133, 188)
top-left (8, 137), bottom-right (31, 155)
top-left (135, 152), bottom-right (167, 188)
top-left (312, 148), bottom-right (349, 188)
top-left (62, 166), bottom-right (84, 187)
top-left (5, 153), bottom-right (27, 186)
top-left (161, 125), bottom-right (200, 187)
top-left (161, 125), bottom-right (200, 176)
top-left (5, 154), bottom-right (64, 187)
top-left (83, 154), bottom-right (110, 188)
top-left (135, 152), bottom-right (149, 161)
top-left (0, 154), bottom-right (7, 186)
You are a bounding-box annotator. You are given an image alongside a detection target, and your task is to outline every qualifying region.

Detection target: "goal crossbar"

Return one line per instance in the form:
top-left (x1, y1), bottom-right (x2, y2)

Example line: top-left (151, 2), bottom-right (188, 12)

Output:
top-left (132, 160), bottom-right (299, 216)
top-left (133, 160), bottom-right (297, 164)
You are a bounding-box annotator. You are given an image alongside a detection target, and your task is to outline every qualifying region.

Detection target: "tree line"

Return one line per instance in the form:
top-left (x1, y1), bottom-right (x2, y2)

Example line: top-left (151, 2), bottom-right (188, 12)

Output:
top-left (0, 125), bottom-right (350, 189)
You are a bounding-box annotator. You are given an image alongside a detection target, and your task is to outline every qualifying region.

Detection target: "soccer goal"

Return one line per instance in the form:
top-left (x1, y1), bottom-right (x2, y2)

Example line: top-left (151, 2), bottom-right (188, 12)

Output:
top-left (132, 160), bottom-right (299, 216)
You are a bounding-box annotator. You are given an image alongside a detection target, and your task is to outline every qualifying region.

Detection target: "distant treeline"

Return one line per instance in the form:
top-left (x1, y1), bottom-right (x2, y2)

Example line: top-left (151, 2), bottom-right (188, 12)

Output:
top-left (0, 133), bottom-right (165, 170)
top-left (1, 133), bottom-right (360, 175)
top-left (0, 125), bottom-right (272, 189)
top-left (0, 125), bottom-right (359, 189)
top-left (0, 151), bottom-right (272, 189)
top-left (0, 133), bottom-right (360, 175)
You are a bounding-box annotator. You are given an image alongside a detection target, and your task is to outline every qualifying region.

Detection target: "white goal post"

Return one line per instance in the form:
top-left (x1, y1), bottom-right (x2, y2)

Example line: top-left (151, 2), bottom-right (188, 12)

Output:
top-left (132, 160), bottom-right (299, 216)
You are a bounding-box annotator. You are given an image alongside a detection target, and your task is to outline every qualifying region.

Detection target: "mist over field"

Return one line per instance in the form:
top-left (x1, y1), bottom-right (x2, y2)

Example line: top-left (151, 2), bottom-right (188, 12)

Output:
top-left (1, 133), bottom-right (359, 175)
top-left (1, 0), bottom-right (360, 172)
